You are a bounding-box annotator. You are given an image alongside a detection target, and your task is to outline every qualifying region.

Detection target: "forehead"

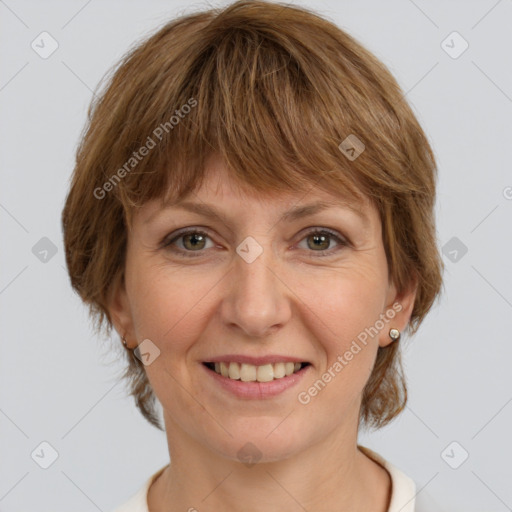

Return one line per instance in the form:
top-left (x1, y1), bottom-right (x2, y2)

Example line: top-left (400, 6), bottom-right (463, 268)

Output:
top-left (138, 154), bottom-right (376, 229)
top-left (189, 154), bottom-right (372, 213)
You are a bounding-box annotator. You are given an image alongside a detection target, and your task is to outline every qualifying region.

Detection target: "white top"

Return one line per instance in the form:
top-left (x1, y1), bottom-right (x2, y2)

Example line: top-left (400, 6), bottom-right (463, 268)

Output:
top-left (112, 445), bottom-right (445, 512)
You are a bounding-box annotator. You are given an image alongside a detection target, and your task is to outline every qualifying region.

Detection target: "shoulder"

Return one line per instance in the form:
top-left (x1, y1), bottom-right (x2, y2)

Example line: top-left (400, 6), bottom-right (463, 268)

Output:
top-left (358, 445), bottom-right (446, 512)
top-left (110, 465), bottom-right (168, 512)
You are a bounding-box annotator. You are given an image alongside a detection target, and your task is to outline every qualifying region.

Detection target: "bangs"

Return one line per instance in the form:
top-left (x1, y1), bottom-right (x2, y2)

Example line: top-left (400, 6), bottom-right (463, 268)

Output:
top-left (102, 13), bottom-right (380, 227)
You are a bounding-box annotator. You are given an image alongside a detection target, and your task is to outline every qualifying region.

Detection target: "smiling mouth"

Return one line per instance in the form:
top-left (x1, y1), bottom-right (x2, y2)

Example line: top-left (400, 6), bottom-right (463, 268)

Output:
top-left (203, 361), bottom-right (311, 382)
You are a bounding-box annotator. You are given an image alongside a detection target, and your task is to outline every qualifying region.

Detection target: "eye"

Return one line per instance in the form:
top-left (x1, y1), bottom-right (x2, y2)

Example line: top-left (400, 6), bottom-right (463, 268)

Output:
top-left (161, 229), bottom-right (215, 257)
top-left (161, 227), bottom-right (348, 258)
top-left (296, 228), bottom-right (348, 257)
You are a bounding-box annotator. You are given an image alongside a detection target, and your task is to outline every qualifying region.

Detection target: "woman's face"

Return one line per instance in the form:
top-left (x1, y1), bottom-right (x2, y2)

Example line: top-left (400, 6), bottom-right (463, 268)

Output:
top-left (110, 155), bottom-right (415, 462)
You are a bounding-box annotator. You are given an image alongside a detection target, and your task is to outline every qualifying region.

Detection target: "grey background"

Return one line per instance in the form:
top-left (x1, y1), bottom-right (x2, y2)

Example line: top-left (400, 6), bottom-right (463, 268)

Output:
top-left (1, 0), bottom-right (511, 510)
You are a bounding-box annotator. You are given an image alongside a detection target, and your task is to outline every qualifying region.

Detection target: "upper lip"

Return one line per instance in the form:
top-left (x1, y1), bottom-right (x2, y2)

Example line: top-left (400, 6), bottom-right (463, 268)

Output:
top-left (203, 354), bottom-right (310, 366)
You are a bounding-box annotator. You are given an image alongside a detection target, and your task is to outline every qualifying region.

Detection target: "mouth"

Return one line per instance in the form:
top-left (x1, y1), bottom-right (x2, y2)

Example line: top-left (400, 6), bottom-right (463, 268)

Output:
top-left (202, 361), bottom-right (311, 382)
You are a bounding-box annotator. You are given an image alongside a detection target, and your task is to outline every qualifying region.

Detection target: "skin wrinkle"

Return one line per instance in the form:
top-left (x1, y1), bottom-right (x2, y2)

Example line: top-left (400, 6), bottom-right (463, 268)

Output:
top-left (108, 155), bottom-right (416, 512)
top-left (143, 205), bottom-right (371, 262)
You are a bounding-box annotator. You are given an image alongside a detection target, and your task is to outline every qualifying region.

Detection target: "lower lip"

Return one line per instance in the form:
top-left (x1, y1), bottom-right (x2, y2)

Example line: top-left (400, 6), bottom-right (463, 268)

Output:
top-left (201, 363), bottom-right (310, 399)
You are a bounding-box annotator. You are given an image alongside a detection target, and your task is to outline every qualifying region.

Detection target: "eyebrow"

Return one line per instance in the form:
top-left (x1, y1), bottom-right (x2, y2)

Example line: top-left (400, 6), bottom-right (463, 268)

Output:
top-left (145, 199), bottom-right (369, 226)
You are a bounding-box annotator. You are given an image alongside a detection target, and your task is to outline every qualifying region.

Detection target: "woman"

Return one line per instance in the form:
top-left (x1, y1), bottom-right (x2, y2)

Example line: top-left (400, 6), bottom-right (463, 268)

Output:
top-left (62, 1), bottom-right (445, 510)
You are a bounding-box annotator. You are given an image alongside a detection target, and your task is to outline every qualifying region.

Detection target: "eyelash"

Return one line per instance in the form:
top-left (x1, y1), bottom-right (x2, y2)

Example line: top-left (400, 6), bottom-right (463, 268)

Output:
top-left (160, 227), bottom-right (348, 258)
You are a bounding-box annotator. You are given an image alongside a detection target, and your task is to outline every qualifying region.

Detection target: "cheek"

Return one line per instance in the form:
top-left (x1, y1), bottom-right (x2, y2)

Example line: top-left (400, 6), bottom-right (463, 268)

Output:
top-left (294, 265), bottom-right (386, 397)
top-left (297, 260), bottom-right (387, 339)
top-left (126, 260), bottom-right (217, 351)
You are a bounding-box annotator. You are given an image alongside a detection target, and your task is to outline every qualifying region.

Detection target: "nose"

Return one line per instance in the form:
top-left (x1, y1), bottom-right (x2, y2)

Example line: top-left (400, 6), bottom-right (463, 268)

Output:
top-left (220, 243), bottom-right (292, 338)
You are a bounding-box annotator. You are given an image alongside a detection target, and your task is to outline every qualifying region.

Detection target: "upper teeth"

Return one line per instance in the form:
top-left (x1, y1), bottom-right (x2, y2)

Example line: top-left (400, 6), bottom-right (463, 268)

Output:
top-left (213, 362), bottom-right (303, 382)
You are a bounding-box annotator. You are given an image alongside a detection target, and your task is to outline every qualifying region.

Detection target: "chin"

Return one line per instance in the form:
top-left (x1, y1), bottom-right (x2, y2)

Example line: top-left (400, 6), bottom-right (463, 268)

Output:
top-left (213, 440), bottom-right (301, 465)
top-left (202, 421), bottom-right (309, 465)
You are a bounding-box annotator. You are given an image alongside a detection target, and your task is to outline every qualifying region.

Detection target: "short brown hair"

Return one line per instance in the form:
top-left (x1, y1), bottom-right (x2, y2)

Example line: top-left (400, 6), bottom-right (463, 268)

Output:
top-left (62, 0), bottom-right (444, 431)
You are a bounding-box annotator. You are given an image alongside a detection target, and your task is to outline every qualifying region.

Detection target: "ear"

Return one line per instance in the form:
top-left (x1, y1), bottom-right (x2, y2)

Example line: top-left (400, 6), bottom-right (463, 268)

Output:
top-left (378, 275), bottom-right (418, 348)
top-left (106, 271), bottom-right (136, 348)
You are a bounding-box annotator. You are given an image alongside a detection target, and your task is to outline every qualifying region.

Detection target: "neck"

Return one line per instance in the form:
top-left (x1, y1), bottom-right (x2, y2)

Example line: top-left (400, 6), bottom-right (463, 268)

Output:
top-left (148, 416), bottom-right (391, 512)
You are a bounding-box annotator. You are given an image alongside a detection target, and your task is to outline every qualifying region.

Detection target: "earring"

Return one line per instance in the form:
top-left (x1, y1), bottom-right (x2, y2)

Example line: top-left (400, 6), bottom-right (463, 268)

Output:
top-left (389, 328), bottom-right (400, 341)
top-left (122, 335), bottom-right (129, 349)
